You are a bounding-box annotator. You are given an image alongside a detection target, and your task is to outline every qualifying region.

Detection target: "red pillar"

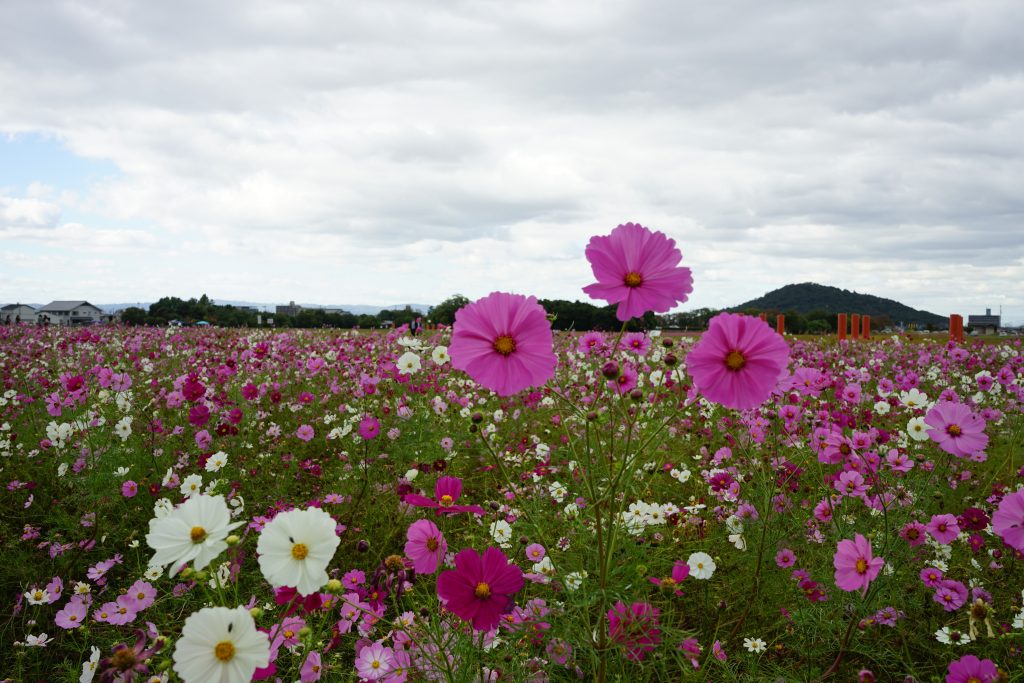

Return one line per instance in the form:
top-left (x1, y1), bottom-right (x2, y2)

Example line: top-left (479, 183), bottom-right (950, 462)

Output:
top-left (851, 314), bottom-right (861, 340)
top-left (776, 314), bottom-right (785, 335)
top-left (759, 312), bottom-right (767, 322)
top-left (861, 315), bottom-right (871, 339)
top-left (837, 313), bottom-right (847, 340)
top-left (950, 314), bottom-right (964, 343)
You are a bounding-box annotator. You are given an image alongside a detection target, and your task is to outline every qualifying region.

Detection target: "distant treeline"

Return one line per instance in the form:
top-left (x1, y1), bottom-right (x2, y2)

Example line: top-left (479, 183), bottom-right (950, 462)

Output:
top-left (120, 294), bottom-right (901, 333)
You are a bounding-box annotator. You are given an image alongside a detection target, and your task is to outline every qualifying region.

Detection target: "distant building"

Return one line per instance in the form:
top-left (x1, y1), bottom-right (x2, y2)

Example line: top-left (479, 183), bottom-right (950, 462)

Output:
top-left (39, 301), bottom-right (106, 325)
top-left (1, 303), bottom-right (37, 324)
top-left (276, 301), bottom-right (302, 317)
top-left (967, 308), bottom-right (1001, 335)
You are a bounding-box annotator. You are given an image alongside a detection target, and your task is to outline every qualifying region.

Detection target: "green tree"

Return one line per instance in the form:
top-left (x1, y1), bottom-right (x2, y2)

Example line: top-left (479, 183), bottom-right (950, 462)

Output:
top-left (120, 307), bottom-right (149, 325)
top-left (429, 295), bottom-right (470, 326)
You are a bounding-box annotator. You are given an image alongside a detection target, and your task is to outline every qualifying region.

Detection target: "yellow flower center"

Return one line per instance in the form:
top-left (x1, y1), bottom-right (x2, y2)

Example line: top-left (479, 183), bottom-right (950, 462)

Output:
top-left (474, 582), bottom-right (491, 599)
top-left (426, 537), bottom-right (439, 551)
top-left (111, 648), bottom-right (136, 669)
top-left (291, 543), bottom-right (309, 560)
top-left (190, 526), bottom-right (207, 543)
top-left (439, 494), bottom-right (454, 507)
top-left (947, 424), bottom-right (962, 437)
top-left (493, 335), bottom-right (516, 356)
top-left (624, 272), bottom-right (643, 287)
top-left (855, 558), bottom-right (868, 574)
top-left (33, 590), bottom-right (43, 600)
top-left (214, 641), bottom-right (235, 662)
top-left (724, 350), bottom-right (746, 371)
top-left (372, 659), bottom-right (381, 669)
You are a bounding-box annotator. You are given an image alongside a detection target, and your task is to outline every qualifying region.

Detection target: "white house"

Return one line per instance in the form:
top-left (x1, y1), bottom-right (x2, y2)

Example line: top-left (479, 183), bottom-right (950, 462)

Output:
top-left (38, 301), bottom-right (106, 325)
top-left (1, 304), bottom-right (37, 324)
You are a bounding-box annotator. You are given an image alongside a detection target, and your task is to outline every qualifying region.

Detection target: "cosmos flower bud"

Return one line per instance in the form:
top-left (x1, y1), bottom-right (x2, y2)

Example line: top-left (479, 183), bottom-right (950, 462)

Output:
top-left (601, 361), bottom-right (620, 379)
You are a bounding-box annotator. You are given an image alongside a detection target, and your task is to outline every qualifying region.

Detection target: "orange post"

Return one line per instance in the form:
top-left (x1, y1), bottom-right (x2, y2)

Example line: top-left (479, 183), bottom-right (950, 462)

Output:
top-left (861, 315), bottom-right (871, 339)
top-left (950, 314), bottom-right (964, 343)
top-left (776, 314), bottom-right (785, 335)
top-left (759, 312), bottom-right (767, 322)
top-left (851, 314), bottom-right (861, 340)
top-left (837, 313), bottom-right (847, 340)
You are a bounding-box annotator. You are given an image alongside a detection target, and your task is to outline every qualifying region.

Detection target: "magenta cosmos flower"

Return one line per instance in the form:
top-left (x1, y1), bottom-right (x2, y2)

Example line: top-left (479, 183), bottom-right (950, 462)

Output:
top-left (833, 534), bottom-right (883, 595)
top-left (582, 222), bottom-right (694, 321)
top-left (404, 519), bottom-right (447, 574)
top-left (992, 489), bottom-right (1024, 553)
top-left (607, 601), bottom-right (662, 661)
top-left (946, 654), bottom-right (998, 683)
top-left (403, 476), bottom-right (485, 516)
top-left (436, 547), bottom-right (524, 631)
top-left (924, 401), bottom-right (988, 458)
top-left (686, 312), bottom-right (789, 410)
top-left (449, 292), bottom-right (556, 396)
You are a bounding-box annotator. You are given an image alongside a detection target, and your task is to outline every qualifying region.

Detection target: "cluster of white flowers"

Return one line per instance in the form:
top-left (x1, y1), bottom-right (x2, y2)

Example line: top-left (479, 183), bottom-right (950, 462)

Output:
top-left (45, 421), bottom-right (75, 448)
top-left (619, 500), bottom-right (677, 535)
top-left (489, 519), bottom-right (513, 548)
top-left (114, 416), bottom-right (133, 441)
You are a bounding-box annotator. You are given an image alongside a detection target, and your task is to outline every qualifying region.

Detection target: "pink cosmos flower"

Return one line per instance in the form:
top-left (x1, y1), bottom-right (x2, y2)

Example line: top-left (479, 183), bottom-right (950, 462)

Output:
top-left (121, 480), bottom-right (138, 498)
top-left (835, 471), bottom-right (868, 498)
top-left (992, 489), bottom-right (1024, 552)
top-left (54, 596), bottom-right (87, 629)
top-left (920, 566), bottom-right (944, 588)
top-left (648, 561), bottom-right (690, 596)
top-left (525, 544), bottom-right (546, 562)
top-left (607, 601), bottom-right (662, 661)
top-left (924, 401), bottom-right (989, 458)
top-left (946, 654), bottom-right (998, 683)
top-left (686, 312), bottom-right (789, 410)
top-left (449, 292), bottom-right (557, 396)
top-left (775, 549), bottom-right (796, 568)
top-left (296, 425), bottom-right (314, 442)
top-left (354, 642), bottom-right (394, 681)
top-left (934, 579), bottom-right (968, 612)
top-left (436, 547), bottom-right (524, 631)
top-left (900, 521), bottom-right (927, 547)
top-left (300, 650), bottom-right (323, 682)
top-left (926, 513), bottom-right (961, 545)
top-left (358, 415), bottom-right (380, 440)
top-left (404, 476), bottom-right (485, 516)
top-left (404, 519), bottom-right (447, 574)
top-left (833, 534), bottom-right (883, 595)
top-left (582, 222), bottom-right (694, 321)
top-left (123, 580), bottom-right (157, 611)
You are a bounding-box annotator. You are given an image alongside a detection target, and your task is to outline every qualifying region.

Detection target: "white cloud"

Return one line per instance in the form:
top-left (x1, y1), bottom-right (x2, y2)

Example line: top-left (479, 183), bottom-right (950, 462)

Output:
top-left (0, 0), bottom-right (1022, 321)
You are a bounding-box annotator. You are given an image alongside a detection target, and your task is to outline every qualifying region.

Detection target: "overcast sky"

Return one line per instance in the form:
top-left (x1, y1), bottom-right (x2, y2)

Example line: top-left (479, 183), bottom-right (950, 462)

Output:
top-left (1, 0), bottom-right (1022, 322)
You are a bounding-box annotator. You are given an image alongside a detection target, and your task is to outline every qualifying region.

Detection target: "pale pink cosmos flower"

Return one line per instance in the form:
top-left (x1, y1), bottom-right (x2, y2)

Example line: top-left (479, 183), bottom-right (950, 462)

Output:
top-left (992, 489), bottom-right (1024, 552)
top-left (926, 513), bottom-right (961, 545)
top-left (404, 519), bottom-right (447, 574)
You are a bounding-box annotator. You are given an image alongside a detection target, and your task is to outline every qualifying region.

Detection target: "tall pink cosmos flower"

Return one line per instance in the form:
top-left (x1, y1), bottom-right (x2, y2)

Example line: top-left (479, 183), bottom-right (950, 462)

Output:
top-left (926, 513), bottom-right (961, 545)
top-left (607, 601), bottom-right (662, 661)
top-left (436, 547), bottom-right (524, 631)
top-left (992, 489), bottom-right (1024, 552)
top-left (582, 222), bottom-right (693, 321)
top-left (833, 534), bottom-right (883, 595)
top-left (924, 401), bottom-right (989, 458)
top-left (404, 476), bottom-right (485, 516)
top-left (449, 292), bottom-right (556, 396)
top-left (946, 654), bottom-right (998, 683)
top-left (404, 520), bottom-right (447, 574)
top-left (686, 312), bottom-right (789, 410)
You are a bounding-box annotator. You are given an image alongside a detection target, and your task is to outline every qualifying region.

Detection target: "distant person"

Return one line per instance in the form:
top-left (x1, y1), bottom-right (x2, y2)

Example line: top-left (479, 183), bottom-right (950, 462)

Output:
top-left (15, 315), bottom-right (20, 324)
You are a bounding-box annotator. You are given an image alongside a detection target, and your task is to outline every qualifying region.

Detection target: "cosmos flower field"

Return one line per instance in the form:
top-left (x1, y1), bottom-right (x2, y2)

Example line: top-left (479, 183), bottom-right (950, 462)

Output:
top-left (3, 226), bottom-right (1024, 682)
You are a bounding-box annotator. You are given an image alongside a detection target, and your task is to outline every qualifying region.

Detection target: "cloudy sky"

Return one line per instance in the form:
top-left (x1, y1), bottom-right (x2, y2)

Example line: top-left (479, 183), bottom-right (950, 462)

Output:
top-left (2, 0), bottom-right (1022, 322)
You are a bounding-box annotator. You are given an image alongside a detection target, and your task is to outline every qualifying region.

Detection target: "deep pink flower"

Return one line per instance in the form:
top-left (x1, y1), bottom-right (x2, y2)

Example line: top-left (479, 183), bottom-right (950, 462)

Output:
top-left (404, 519), bottom-right (447, 574)
top-left (992, 489), bottom-right (1024, 552)
top-left (833, 534), bottom-right (883, 595)
top-left (404, 476), bottom-right (485, 516)
top-left (121, 480), bottom-right (138, 498)
top-left (648, 561), bottom-right (689, 596)
top-left (436, 547), bottom-right (524, 631)
top-left (358, 415), bottom-right (380, 440)
top-left (926, 513), bottom-right (961, 545)
top-left (296, 424), bottom-right (314, 442)
top-left (449, 292), bottom-right (556, 396)
top-left (582, 222), bottom-right (693, 321)
top-left (607, 601), bottom-right (662, 661)
top-left (919, 566), bottom-right (944, 588)
top-left (686, 312), bottom-right (789, 410)
top-left (900, 521), bottom-right (927, 547)
top-left (924, 401), bottom-right (989, 458)
top-left (775, 549), bottom-right (796, 568)
top-left (934, 579), bottom-right (968, 612)
top-left (946, 654), bottom-right (998, 683)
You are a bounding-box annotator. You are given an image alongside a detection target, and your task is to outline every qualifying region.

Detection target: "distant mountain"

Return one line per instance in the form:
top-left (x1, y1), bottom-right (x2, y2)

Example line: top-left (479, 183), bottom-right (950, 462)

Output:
top-left (732, 283), bottom-right (947, 327)
top-left (94, 300), bottom-right (432, 315)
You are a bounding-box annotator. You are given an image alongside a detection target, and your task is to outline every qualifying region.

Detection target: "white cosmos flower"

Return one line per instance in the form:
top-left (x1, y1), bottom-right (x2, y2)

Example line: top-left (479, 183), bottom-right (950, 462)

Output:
top-left (743, 637), bottom-right (767, 653)
top-left (900, 388), bottom-right (928, 409)
top-left (687, 551), bottom-right (717, 580)
top-left (256, 507), bottom-right (340, 596)
top-left (907, 417), bottom-right (931, 442)
top-left (489, 520), bottom-right (513, 548)
top-left (80, 645), bottom-right (100, 683)
top-left (206, 451), bottom-right (229, 473)
top-left (431, 346), bottom-right (450, 365)
top-left (180, 474), bottom-right (203, 499)
top-left (146, 494), bottom-right (243, 577)
top-left (173, 606), bottom-right (270, 683)
top-left (397, 351), bottom-right (421, 375)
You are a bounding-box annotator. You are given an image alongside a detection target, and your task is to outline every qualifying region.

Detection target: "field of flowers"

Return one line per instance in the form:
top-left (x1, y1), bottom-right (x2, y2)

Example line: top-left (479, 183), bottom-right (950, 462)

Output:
top-left (3, 224), bottom-right (1023, 682)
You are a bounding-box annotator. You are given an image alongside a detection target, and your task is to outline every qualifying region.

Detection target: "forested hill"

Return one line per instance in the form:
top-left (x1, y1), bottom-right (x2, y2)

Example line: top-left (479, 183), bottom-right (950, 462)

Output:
top-left (732, 283), bottom-right (946, 327)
